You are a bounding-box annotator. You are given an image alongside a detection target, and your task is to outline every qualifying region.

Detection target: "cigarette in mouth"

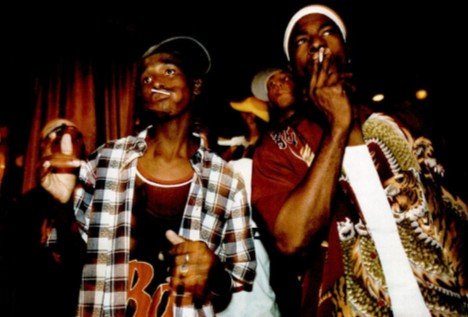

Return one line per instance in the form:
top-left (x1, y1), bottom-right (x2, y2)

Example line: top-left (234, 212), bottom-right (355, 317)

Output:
top-left (318, 47), bottom-right (325, 63)
top-left (151, 88), bottom-right (171, 95)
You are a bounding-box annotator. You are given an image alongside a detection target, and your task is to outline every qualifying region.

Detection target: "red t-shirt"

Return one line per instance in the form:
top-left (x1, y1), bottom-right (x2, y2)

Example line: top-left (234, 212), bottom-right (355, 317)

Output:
top-left (127, 171), bottom-right (192, 316)
top-left (252, 116), bottom-right (323, 234)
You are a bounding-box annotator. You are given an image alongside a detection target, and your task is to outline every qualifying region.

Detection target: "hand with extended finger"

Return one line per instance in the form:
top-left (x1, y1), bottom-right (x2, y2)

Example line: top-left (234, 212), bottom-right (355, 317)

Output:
top-left (166, 230), bottom-right (216, 304)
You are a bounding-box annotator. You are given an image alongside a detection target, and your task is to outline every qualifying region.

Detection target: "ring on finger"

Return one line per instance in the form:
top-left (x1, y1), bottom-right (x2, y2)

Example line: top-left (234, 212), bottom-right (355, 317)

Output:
top-left (180, 263), bottom-right (189, 276)
top-left (180, 254), bottom-right (190, 276)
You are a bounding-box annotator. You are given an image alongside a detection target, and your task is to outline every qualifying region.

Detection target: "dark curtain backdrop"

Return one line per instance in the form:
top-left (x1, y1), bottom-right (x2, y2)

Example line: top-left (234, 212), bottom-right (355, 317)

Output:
top-left (22, 57), bottom-right (137, 192)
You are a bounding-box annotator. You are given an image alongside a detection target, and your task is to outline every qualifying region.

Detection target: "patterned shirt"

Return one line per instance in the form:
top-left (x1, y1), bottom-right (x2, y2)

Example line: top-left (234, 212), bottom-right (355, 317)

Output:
top-left (253, 112), bottom-right (467, 316)
top-left (73, 129), bottom-right (256, 316)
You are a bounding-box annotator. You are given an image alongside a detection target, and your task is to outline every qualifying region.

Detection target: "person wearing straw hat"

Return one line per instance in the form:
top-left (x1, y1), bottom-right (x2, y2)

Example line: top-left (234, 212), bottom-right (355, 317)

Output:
top-left (218, 96), bottom-right (269, 161)
top-left (216, 96), bottom-right (279, 317)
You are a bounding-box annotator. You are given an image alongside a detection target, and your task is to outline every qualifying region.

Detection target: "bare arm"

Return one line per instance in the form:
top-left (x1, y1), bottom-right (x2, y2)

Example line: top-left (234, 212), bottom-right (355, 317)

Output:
top-left (274, 125), bottom-right (349, 254)
top-left (274, 51), bottom-right (353, 254)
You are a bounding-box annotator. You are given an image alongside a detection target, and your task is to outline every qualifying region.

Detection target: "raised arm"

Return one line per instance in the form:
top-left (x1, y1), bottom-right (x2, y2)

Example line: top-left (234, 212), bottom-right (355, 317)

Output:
top-left (274, 52), bottom-right (353, 254)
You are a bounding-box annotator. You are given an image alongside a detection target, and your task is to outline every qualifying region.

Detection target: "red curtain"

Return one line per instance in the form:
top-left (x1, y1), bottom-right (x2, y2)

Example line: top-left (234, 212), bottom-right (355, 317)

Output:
top-left (22, 57), bottom-right (137, 192)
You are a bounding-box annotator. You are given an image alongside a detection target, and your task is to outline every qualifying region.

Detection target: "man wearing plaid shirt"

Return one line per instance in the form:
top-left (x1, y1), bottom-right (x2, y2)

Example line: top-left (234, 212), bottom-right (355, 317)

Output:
top-left (41, 36), bottom-right (256, 316)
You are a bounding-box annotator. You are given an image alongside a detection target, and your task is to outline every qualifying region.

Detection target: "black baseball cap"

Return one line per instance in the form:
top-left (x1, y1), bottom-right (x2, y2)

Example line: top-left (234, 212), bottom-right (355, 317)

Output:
top-left (142, 36), bottom-right (211, 78)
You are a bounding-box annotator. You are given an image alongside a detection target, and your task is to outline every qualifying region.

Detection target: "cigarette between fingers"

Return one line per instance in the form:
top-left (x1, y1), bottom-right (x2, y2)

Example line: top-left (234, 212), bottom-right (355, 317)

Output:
top-left (318, 47), bottom-right (324, 63)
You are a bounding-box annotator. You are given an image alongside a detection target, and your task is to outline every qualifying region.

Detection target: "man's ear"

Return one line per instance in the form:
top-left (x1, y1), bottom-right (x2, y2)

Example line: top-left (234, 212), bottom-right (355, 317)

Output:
top-left (193, 79), bottom-right (203, 96)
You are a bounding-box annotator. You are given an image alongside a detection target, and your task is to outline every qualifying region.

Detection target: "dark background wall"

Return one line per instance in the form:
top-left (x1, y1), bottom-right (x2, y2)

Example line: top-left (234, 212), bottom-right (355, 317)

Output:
top-left (1, 0), bottom-right (466, 198)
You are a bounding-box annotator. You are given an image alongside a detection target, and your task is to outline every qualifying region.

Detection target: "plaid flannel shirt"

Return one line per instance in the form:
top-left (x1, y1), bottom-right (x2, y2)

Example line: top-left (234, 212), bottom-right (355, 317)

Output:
top-left (73, 129), bottom-right (256, 317)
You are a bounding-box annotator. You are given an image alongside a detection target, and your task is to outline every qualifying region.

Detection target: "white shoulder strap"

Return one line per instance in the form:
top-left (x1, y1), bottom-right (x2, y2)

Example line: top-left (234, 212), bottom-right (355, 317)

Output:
top-left (343, 145), bottom-right (430, 317)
